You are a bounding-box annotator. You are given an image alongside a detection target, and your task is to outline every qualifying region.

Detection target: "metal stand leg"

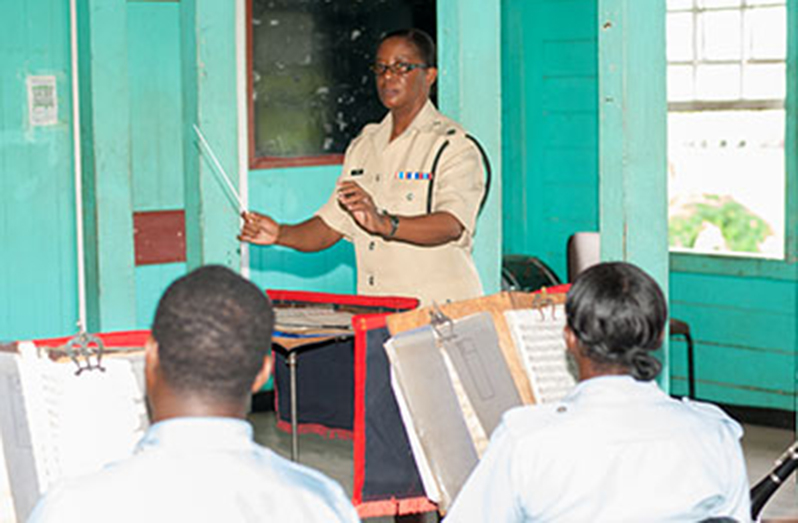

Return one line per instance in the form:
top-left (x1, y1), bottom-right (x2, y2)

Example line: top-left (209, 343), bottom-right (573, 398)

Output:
top-left (685, 331), bottom-right (695, 399)
top-left (288, 351), bottom-right (299, 462)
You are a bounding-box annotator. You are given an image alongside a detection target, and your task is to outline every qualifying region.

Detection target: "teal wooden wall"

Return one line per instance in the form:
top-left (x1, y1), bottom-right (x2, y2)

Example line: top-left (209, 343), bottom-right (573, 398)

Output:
top-left (127, 1), bottom-right (187, 328)
top-left (668, 0), bottom-right (798, 409)
top-left (502, 0), bottom-right (797, 409)
top-left (501, 0), bottom-right (599, 282)
top-left (0, 0), bottom-right (79, 340)
top-left (669, 272), bottom-right (797, 408)
top-left (247, 165), bottom-right (357, 294)
top-left (3, 0), bottom-right (795, 414)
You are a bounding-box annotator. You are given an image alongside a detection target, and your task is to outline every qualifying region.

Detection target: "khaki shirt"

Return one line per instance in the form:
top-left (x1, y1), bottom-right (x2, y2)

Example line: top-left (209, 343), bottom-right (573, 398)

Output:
top-left (316, 101), bottom-right (485, 305)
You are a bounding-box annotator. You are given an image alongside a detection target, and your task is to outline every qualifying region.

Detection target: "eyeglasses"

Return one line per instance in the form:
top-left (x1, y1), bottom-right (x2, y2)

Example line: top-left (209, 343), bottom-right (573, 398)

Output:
top-left (370, 62), bottom-right (430, 76)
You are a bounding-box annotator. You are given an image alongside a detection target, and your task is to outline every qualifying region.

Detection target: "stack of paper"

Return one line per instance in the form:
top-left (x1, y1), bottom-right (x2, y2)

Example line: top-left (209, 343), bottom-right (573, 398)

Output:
top-left (0, 342), bottom-right (147, 521)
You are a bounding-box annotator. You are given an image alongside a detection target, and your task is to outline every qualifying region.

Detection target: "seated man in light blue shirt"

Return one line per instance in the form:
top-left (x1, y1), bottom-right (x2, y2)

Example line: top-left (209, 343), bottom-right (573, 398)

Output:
top-left (29, 265), bottom-right (360, 523)
top-left (445, 262), bottom-right (750, 523)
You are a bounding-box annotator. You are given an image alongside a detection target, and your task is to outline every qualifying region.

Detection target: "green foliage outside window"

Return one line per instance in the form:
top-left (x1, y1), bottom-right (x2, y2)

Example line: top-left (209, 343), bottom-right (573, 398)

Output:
top-left (669, 195), bottom-right (774, 253)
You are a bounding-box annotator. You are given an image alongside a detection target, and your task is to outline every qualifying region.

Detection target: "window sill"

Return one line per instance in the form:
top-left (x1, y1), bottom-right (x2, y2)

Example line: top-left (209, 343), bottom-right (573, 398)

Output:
top-left (670, 250), bottom-right (798, 281)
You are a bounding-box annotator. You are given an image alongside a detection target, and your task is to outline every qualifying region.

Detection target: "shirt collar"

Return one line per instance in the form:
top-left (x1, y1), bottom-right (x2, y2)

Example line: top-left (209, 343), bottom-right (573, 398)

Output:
top-left (137, 417), bottom-right (254, 453)
top-left (565, 375), bottom-right (663, 404)
top-left (375, 99), bottom-right (439, 146)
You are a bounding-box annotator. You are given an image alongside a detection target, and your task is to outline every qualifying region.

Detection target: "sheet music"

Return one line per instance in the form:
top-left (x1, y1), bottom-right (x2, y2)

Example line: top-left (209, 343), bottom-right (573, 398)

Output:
top-left (505, 306), bottom-right (576, 403)
top-left (274, 307), bottom-right (354, 331)
top-left (15, 342), bottom-right (148, 493)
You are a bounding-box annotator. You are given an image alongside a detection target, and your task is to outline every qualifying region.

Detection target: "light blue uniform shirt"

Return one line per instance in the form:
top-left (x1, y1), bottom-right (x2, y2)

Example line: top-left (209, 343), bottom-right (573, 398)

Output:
top-left (28, 417), bottom-right (360, 523)
top-left (445, 376), bottom-right (751, 523)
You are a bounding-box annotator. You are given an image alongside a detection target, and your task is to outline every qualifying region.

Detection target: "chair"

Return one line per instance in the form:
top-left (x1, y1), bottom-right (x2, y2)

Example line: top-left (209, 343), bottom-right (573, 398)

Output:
top-left (501, 254), bottom-right (561, 293)
top-left (566, 233), bottom-right (697, 398)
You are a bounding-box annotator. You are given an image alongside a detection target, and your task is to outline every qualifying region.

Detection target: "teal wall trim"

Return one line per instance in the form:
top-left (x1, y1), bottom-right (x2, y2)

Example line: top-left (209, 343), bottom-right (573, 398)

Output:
top-left (437, 0), bottom-right (502, 294)
top-left (500, 0), bottom-right (599, 280)
top-left (0, 0), bottom-right (79, 339)
top-left (180, 0), bottom-right (201, 271)
top-left (184, 0), bottom-right (242, 271)
top-left (598, 0), bottom-right (669, 385)
top-left (78, 0), bottom-right (137, 332)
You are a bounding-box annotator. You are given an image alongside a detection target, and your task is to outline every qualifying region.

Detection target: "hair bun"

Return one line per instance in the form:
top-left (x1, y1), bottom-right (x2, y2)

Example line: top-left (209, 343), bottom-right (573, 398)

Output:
top-left (626, 349), bottom-right (662, 381)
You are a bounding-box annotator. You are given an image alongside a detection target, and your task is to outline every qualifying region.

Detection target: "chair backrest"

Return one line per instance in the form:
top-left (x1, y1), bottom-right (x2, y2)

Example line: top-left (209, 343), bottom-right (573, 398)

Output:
top-left (566, 232), bottom-right (601, 282)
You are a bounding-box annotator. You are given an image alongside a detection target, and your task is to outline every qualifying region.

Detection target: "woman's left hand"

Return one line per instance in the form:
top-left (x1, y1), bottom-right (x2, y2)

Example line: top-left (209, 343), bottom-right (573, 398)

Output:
top-left (337, 181), bottom-right (390, 236)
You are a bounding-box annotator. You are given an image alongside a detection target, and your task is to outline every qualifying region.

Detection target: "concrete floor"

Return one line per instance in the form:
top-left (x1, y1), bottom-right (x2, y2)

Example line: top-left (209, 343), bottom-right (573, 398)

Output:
top-left (1, 413), bottom-right (796, 522)
top-left (249, 411), bottom-right (798, 522)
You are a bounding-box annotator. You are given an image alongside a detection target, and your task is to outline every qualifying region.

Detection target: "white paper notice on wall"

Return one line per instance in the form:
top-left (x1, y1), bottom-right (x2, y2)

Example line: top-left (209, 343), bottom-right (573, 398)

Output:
top-left (27, 75), bottom-right (58, 127)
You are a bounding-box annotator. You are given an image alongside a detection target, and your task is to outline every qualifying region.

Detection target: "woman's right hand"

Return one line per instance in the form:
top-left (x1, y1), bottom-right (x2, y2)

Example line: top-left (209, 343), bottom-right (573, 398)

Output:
top-left (238, 211), bottom-right (280, 245)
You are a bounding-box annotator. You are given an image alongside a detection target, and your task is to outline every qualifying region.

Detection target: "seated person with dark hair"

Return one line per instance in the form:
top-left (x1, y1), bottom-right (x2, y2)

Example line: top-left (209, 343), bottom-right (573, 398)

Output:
top-left (29, 265), bottom-right (359, 523)
top-left (445, 262), bottom-right (750, 522)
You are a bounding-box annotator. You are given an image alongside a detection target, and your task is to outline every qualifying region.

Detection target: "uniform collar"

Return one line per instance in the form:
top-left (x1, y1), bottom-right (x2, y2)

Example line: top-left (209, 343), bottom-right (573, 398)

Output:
top-left (566, 375), bottom-right (663, 404)
top-left (138, 417), bottom-right (254, 453)
top-left (374, 99), bottom-right (440, 146)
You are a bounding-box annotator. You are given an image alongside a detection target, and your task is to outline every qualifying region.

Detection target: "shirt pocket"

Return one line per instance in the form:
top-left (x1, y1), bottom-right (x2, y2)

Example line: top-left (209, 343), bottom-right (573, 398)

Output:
top-left (384, 171), bottom-right (433, 215)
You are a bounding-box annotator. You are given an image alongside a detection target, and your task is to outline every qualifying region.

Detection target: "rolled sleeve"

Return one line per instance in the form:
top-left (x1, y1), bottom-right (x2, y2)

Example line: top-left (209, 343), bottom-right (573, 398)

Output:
top-left (315, 188), bottom-right (354, 241)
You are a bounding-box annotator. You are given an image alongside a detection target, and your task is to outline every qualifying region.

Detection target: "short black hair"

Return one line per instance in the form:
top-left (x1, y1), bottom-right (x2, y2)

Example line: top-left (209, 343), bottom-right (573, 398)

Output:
top-left (151, 265), bottom-right (274, 401)
top-left (379, 28), bottom-right (437, 68)
top-left (565, 262), bottom-right (667, 381)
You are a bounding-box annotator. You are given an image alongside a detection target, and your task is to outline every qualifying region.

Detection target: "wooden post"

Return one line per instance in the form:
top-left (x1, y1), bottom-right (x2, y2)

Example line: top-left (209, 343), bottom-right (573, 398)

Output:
top-left (598, 0), bottom-right (669, 386)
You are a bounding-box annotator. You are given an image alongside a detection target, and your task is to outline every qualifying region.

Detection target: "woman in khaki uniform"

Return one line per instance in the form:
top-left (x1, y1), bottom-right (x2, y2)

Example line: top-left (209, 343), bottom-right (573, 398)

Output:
top-left (239, 29), bottom-right (486, 306)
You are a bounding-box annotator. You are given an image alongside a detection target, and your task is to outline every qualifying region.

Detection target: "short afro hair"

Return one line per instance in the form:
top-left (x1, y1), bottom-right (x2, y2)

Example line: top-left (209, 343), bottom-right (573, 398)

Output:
top-left (565, 262), bottom-right (667, 381)
top-left (378, 28), bottom-right (437, 68)
top-left (151, 265), bottom-right (274, 401)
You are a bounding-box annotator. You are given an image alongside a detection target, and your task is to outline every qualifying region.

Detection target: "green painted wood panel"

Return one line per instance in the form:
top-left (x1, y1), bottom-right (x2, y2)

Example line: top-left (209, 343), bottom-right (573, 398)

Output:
top-left (135, 263), bottom-right (186, 328)
top-left (501, 0), bottom-right (598, 280)
top-left (670, 271), bottom-right (798, 409)
top-left (127, 1), bottom-right (188, 325)
top-left (697, 383), bottom-right (795, 412)
top-left (78, 0), bottom-right (137, 332)
top-left (188, 0), bottom-right (241, 270)
top-left (128, 2), bottom-right (184, 211)
top-left (437, 0), bottom-right (503, 294)
top-left (598, 0), bottom-right (669, 387)
top-left (0, 0), bottom-right (79, 339)
top-left (246, 165), bottom-right (356, 294)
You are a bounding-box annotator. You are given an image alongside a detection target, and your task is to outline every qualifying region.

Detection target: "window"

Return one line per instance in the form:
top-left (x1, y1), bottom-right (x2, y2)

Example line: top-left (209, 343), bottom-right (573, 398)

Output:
top-left (248, 0), bottom-right (436, 169)
top-left (666, 0), bottom-right (787, 258)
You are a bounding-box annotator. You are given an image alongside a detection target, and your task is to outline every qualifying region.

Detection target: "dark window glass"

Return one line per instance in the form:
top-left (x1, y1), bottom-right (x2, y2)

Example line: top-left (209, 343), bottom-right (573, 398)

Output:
top-left (249, 0), bottom-right (436, 168)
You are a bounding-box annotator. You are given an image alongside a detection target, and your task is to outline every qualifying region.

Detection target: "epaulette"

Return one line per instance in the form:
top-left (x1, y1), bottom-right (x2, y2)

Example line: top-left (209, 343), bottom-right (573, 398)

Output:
top-left (681, 398), bottom-right (743, 436)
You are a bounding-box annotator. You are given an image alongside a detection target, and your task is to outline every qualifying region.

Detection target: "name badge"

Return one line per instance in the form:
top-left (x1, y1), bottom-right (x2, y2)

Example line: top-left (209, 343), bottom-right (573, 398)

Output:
top-left (396, 171), bottom-right (433, 180)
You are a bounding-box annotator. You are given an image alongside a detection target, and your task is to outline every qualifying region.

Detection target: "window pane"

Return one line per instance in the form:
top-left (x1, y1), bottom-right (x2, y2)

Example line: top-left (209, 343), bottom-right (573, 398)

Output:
top-left (251, 0), bottom-right (435, 161)
top-left (667, 13), bottom-right (694, 61)
top-left (668, 65), bottom-right (694, 101)
top-left (668, 0), bottom-right (694, 10)
top-left (701, 10), bottom-right (742, 60)
top-left (743, 63), bottom-right (785, 99)
top-left (696, 64), bottom-right (740, 99)
top-left (746, 6), bottom-right (786, 60)
top-left (699, 0), bottom-right (740, 7)
top-left (668, 110), bottom-right (785, 258)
